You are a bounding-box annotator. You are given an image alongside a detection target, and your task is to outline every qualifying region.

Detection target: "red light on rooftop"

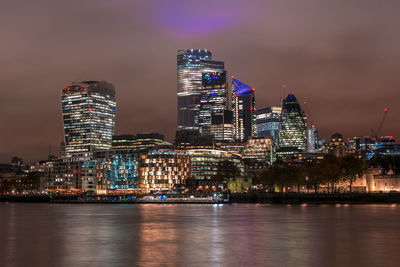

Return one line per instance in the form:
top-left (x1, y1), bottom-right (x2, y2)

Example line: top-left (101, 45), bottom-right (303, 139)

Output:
top-left (390, 136), bottom-right (393, 139)
top-left (231, 75), bottom-right (235, 79)
top-left (384, 108), bottom-right (389, 112)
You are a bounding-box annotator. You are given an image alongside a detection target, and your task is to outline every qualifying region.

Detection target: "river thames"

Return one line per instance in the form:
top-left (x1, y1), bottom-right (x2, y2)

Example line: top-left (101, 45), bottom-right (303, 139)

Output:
top-left (1, 203), bottom-right (400, 267)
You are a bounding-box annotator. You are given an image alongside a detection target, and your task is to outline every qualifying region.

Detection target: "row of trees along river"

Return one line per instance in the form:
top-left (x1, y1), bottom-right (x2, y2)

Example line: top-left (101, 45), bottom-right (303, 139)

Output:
top-left (216, 155), bottom-right (400, 193)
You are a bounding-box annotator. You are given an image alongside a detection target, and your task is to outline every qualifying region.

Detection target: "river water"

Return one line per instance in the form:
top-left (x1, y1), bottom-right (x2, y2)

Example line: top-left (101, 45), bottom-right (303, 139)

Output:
top-left (1, 203), bottom-right (400, 267)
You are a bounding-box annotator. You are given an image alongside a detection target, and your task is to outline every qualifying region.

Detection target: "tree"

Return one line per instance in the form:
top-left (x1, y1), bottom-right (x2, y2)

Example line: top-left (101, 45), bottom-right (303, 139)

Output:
top-left (341, 155), bottom-right (366, 192)
top-left (258, 168), bottom-right (276, 192)
top-left (320, 155), bottom-right (342, 193)
top-left (369, 155), bottom-right (400, 175)
top-left (306, 162), bottom-right (324, 193)
top-left (214, 160), bottom-right (242, 184)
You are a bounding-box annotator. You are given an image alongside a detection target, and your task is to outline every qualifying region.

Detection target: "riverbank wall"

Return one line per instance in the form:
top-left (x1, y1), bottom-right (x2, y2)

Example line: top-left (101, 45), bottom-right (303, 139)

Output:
top-left (2, 193), bottom-right (400, 204)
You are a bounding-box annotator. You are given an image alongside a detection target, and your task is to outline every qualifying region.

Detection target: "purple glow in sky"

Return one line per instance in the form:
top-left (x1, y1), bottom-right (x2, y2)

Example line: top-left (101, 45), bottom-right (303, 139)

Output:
top-left (0, 0), bottom-right (400, 162)
top-left (149, 1), bottom-right (252, 37)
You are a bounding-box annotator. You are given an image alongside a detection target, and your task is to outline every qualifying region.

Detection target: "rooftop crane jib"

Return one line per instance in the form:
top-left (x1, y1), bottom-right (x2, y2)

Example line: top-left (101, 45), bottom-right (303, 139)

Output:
top-left (371, 108), bottom-right (389, 142)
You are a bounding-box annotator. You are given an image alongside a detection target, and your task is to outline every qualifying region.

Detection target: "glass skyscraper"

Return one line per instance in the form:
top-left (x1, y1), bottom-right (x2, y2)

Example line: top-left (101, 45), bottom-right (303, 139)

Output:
top-left (61, 81), bottom-right (116, 155)
top-left (199, 71), bottom-right (227, 133)
top-left (278, 94), bottom-right (307, 151)
top-left (307, 127), bottom-right (319, 152)
top-left (177, 49), bottom-right (225, 131)
top-left (256, 106), bottom-right (282, 146)
top-left (232, 78), bottom-right (257, 142)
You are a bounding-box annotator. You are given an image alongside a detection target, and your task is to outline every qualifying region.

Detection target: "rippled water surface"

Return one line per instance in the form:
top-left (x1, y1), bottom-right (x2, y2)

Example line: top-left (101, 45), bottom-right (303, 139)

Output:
top-left (1, 203), bottom-right (400, 267)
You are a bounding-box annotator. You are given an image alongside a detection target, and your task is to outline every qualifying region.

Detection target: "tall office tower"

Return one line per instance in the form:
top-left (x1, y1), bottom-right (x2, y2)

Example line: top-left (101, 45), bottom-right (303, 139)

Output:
top-left (231, 78), bottom-right (257, 142)
top-left (307, 127), bottom-right (319, 152)
top-left (278, 94), bottom-right (307, 151)
top-left (256, 106), bottom-right (282, 146)
top-left (177, 49), bottom-right (225, 131)
top-left (199, 71), bottom-right (228, 133)
top-left (61, 81), bottom-right (116, 155)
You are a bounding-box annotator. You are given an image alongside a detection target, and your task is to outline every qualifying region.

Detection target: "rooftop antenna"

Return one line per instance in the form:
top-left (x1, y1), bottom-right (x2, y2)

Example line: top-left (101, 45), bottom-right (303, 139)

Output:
top-left (281, 83), bottom-right (287, 99)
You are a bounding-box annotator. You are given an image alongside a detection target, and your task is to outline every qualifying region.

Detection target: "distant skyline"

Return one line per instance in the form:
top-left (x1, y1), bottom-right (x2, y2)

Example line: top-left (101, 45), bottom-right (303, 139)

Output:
top-left (1, 0), bottom-right (400, 162)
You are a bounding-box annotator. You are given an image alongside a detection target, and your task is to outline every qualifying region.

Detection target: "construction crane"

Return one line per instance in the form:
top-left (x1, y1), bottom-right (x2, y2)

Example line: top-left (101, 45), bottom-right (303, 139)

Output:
top-left (371, 108), bottom-right (389, 142)
top-left (303, 101), bottom-right (315, 128)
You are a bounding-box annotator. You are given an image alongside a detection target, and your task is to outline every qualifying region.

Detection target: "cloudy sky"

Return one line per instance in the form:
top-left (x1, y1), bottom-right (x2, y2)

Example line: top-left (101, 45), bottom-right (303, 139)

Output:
top-left (1, 0), bottom-right (399, 162)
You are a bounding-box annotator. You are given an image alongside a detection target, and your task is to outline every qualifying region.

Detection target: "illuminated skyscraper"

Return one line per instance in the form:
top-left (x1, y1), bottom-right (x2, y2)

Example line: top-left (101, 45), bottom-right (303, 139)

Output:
top-left (177, 49), bottom-right (225, 131)
top-left (231, 78), bottom-right (257, 142)
top-left (278, 94), bottom-right (307, 151)
top-left (199, 71), bottom-right (227, 132)
top-left (307, 127), bottom-right (319, 152)
top-left (256, 106), bottom-right (282, 146)
top-left (61, 81), bottom-right (116, 155)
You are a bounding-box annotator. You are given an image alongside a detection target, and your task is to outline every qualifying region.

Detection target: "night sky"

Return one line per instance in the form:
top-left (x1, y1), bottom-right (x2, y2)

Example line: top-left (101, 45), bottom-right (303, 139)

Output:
top-left (1, 0), bottom-right (399, 163)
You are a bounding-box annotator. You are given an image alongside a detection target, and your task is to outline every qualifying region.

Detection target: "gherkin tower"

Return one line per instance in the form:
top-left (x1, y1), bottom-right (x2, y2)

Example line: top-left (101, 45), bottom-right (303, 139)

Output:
top-left (278, 94), bottom-right (307, 151)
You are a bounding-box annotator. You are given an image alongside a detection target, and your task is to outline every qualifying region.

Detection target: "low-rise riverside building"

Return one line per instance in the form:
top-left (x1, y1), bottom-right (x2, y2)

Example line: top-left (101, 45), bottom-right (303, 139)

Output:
top-left (187, 149), bottom-right (243, 180)
top-left (46, 153), bottom-right (95, 192)
top-left (94, 149), bottom-right (139, 194)
top-left (138, 148), bottom-right (190, 192)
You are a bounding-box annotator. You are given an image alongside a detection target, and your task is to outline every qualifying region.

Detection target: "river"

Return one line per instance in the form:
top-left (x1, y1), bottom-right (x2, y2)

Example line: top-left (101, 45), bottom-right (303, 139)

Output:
top-left (1, 203), bottom-right (399, 267)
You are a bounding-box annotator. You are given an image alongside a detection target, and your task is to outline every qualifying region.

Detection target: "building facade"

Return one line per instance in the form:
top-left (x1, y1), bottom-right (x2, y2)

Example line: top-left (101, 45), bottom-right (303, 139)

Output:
top-left (242, 137), bottom-right (275, 165)
top-left (61, 81), bottom-right (116, 155)
top-left (177, 49), bottom-right (225, 131)
top-left (278, 94), bottom-right (307, 152)
top-left (307, 127), bottom-right (319, 152)
top-left (209, 110), bottom-right (235, 142)
top-left (187, 149), bottom-right (243, 180)
top-left (199, 71), bottom-right (228, 133)
top-left (256, 106), bottom-right (282, 146)
top-left (138, 148), bottom-right (190, 192)
top-left (231, 78), bottom-right (257, 142)
top-left (94, 150), bottom-right (139, 193)
top-left (112, 133), bottom-right (165, 151)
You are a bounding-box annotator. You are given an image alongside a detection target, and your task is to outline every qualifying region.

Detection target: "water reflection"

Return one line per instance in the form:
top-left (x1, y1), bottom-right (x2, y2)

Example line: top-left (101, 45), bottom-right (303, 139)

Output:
top-left (1, 203), bottom-right (400, 267)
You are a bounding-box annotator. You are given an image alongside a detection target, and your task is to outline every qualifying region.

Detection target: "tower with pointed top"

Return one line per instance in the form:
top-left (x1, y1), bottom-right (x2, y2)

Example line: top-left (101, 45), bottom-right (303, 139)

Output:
top-left (231, 78), bottom-right (257, 142)
top-left (278, 93), bottom-right (307, 152)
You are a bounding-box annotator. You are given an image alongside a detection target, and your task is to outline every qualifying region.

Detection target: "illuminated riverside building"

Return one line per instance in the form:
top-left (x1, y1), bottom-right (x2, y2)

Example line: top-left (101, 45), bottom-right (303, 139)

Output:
top-left (61, 81), bottom-right (116, 155)
top-left (231, 78), bottom-right (257, 142)
top-left (112, 133), bottom-right (165, 151)
top-left (256, 106), bottom-right (282, 146)
top-left (242, 137), bottom-right (275, 165)
top-left (138, 148), bottom-right (190, 192)
top-left (46, 153), bottom-right (95, 192)
top-left (187, 149), bottom-right (243, 180)
top-left (278, 94), bottom-right (307, 152)
top-left (177, 49), bottom-right (225, 131)
top-left (94, 150), bottom-right (139, 193)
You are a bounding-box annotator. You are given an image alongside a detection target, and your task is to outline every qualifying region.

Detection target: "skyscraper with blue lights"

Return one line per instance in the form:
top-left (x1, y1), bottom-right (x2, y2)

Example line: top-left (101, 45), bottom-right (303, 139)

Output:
top-left (177, 49), bottom-right (225, 131)
top-left (231, 78), bottom-right (257, 141)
